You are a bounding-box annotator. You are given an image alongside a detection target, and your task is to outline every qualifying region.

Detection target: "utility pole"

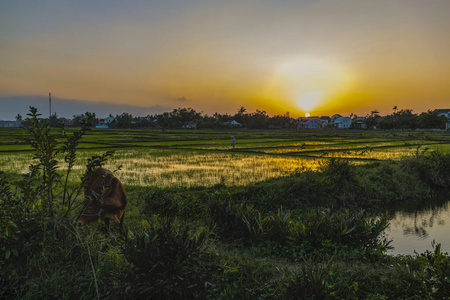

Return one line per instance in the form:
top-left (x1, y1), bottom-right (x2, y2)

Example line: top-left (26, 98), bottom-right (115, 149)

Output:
top-left (49, 92), bottom-right (52, 117)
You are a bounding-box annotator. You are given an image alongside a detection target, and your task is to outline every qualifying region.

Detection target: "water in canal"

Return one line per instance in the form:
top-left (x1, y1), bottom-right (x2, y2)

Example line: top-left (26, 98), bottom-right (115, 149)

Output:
top-left (385, 194), bottom-right (450, 256)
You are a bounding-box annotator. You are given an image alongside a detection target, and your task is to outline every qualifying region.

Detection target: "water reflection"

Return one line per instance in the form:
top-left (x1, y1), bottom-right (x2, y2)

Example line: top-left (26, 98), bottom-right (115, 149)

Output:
top-left (385, 195), bottom-right (450, 255)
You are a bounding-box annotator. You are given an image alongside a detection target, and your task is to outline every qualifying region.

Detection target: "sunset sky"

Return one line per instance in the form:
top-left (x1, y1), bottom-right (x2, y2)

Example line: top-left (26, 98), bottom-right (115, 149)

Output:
top-left (1, 0), bottom-right (449, 118)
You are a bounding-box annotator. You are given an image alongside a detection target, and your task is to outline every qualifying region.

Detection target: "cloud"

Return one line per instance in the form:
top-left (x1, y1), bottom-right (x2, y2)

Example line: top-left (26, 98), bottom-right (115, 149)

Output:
top-left (177, 96), bottom-right (188, 102)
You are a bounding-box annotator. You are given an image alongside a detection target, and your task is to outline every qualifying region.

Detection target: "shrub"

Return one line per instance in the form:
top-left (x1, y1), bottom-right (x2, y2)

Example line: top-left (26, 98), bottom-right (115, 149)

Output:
top-left (289, 209), bottom-right (391, 254)
top-left (120, 215), bottom-right (210, 298)
top-left (282, 257), bottom-right (359, 299)
top-left (392, 242), bottom-right (450, 298)
top-left (403, 151), bottom-right (450, 189)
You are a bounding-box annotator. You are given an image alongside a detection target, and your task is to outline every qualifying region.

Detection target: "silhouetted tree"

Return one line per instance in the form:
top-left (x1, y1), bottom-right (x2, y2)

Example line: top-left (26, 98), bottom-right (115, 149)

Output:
top-left (378, 108), bottom-right (417, 130)
top-left (49, 113), bottom-right (59, 127)
top-left (417, 110), bottom-right (446, 129)
top-left (364, 110), bottom-right (381, 129)
top-left (116, 112), bottom-right (134, 128)
top-left (248, 109), bottom-right (269, 129)
top-left (170, 107), bottom-right (202, 126)
top-left (73, 112), bottom-right (97, 127)
top-left (268, 114), bottom-right (292, 128)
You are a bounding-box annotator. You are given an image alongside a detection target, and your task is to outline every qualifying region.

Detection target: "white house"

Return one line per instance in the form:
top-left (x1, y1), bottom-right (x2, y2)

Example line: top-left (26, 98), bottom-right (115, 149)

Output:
top-left (225, 120), bottom-right (242, 127)
top-left (434, 109), bottom-right (450, 119)
top-left (333, 117), bottom-right (352, 129)
top-left (297, 117), bottom-right (319, 129)
top-left (434, 109), bottom-right (450, 131)
top-left (319, 116), bottom-right (331, 128)
top-left (104, 116), bottom-right (116, 124)
top-left (331, 114), bottom-right (342, 123)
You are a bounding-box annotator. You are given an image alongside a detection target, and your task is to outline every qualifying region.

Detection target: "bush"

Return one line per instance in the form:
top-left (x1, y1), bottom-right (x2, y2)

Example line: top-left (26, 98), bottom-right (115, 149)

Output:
top-left (402, 151), bottom-right (450, 189)
top-left (392, 242), bottom-right (450, 299)
top-left (120, 215), bottom-right (210, 299)
top-left (282, 257), bottom-right (359, 299)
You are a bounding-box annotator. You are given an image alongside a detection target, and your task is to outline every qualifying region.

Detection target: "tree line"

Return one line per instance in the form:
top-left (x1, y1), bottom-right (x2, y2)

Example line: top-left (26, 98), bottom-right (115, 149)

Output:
top-left (16, 106), bottom-right (448, 130)
top-left (69, 106), bottom-right (294, 129)
top-left (360, 108), bottom-right (448, 130)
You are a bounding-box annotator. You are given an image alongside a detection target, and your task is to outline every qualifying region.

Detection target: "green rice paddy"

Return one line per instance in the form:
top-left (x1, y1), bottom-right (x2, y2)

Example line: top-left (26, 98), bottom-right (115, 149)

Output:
top-left (1, 128), bottom-right (449, 188)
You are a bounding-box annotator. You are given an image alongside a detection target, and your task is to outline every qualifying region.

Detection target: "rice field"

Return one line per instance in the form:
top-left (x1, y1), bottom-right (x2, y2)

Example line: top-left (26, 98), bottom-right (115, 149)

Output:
top-left (1, 128), bottom-right (449, 188)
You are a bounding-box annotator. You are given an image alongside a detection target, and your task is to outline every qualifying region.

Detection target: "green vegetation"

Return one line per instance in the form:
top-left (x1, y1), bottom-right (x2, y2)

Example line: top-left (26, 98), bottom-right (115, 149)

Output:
top-left (1, 108), bottom-right (450, 299)
top-left (1, 125), bottom-right (450, 187)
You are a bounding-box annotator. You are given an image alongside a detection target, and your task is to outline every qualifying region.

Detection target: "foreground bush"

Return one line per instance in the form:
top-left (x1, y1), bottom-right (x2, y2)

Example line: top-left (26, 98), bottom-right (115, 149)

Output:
top-left (120, 215), bottom-right (210, 299)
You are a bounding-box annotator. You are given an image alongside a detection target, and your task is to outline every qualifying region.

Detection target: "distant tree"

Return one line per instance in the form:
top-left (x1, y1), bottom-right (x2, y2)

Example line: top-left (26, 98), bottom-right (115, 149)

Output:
top-left (237, 106), bottom-right (246, 115)
top-left (49, 112), bottom-right (59, 127)
top-left (15, 113), bottom-right (23, 122)
top-left (198, 114), bottom-right (222, 129)
top-left (378, 115), bottom-right (395, 130)
top-left (268, 114), bottom-right (292, 128)
top-left (233, 107), bottom-right (250, 126)
top-left (394, 109), bottom-right (417, 130)
top-left (170, 107), bottom-right (202, 126)
top-left (378, 108), bottom-right (417, 130)
top-left (370, 110), bottom-right (379, 118)
top-left (73, 112), bottom-right (97, 127)
top-left (157, 112), bottom-right (172, 129)
top-left (116, 112), bottom-right (134, 128)
top-left (364, 110), bottom-right (381, 129)
top-left (417, 110), bottom-right (446, 129)
top-left (248, 109), bottom-right (269, 129)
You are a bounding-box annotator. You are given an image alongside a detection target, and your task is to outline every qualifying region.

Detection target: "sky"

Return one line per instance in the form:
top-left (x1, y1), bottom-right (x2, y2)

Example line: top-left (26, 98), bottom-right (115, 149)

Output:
top-left (1, 0), bottom-right (449, 118)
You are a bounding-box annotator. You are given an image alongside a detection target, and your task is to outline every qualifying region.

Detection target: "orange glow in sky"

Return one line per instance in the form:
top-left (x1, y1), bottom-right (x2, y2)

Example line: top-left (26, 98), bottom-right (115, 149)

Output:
top-left (1, 0), bottom-right (449, 118)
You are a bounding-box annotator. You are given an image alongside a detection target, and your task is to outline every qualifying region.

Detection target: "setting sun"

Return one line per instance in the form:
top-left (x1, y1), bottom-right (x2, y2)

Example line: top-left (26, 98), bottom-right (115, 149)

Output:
top-left (305, 112), bottom-right (311, 117)
top-left (268, 57), bottom-right (352, 115)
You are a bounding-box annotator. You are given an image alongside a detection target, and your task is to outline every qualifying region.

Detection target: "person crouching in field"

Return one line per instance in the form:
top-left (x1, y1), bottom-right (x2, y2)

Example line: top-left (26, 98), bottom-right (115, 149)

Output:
top-left (230, 136), bottom-right (236, 149)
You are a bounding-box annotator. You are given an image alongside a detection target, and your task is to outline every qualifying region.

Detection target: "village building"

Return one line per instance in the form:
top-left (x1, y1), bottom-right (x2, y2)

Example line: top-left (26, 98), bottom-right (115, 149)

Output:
top-left (104, 116), bottom-right (116, 124)
top-left (434, 109), bottom-right (450, 130)
top-left (224, 120), bottom-right (242, 127)
top-left (182, 121), bottom-right (197, 129)
top-left (0, 120), bottom-right (21, 127)
top-left (59, 117), bottom-right (74, 126)
top-left (331, 114), bottom-right (343, 123)
top-left (333, 116), bottom-right (352, 129)
top-left (434, 109), bottom-right (450, 119)
top-left (297, 117), bottom-right (319, 129)
top-left (95, 124), bottom-right (109, 129)
top-left (319, 116), bottom-right (331, 128)
top-left (352, 117), bottom-right (367, 129)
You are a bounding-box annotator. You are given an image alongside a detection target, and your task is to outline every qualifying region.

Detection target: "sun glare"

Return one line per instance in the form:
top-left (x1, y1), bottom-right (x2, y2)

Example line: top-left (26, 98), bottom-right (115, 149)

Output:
top-left (305, 112), bottom-right (310, 117)
top-left (270, 57), bottom-right (351, 113)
